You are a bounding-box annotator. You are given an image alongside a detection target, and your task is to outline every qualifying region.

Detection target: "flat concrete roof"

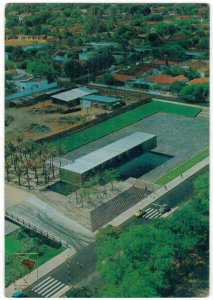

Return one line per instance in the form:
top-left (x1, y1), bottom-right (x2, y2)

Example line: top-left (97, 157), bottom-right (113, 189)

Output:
top-left (61, 132), bottom-right (156, 174)
top-left (81, 94), bottom-right (121, 104)
top-left (52, 87), bottom-right (97, 102)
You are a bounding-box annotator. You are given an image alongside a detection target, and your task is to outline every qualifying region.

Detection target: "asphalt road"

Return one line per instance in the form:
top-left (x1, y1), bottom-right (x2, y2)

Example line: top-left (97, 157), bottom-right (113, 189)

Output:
top-left (24, 242), bottom-right (97, 297)
top-left (23, 210), bottom-right (159, 298)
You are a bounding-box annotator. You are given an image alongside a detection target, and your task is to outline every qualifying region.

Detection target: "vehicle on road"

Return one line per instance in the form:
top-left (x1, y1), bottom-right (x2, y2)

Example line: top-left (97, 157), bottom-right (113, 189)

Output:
top-left (12, 291), bottom-right (27, 298)
top-left (159, 204), bottom-right (171, 214)
top-left (134, 209), bottom-right (146, 218)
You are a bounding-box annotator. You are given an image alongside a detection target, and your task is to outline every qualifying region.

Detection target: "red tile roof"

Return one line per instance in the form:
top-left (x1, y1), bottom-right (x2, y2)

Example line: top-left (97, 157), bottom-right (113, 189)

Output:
top-left (113, 74), bottom-right (133, 82)
top-left (145, 21), bottom-right (158, 25)
top-left (187, 77), bottom-right (209, 85)
top-left (18, 13), bottom-right (32, 17)
top-left (178, 15), bottom-right (190, 19)
top-left (146, 74), bottom-right (187, 85)
top-left (187, 61), bottom-right (209, 70)
top-left (152, 60), bottom-right (177, 66)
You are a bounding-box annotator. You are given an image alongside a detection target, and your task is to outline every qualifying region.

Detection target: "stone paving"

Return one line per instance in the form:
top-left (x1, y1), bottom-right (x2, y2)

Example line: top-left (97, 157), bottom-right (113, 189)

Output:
top-left (63, 112), bottom-right (209, 182)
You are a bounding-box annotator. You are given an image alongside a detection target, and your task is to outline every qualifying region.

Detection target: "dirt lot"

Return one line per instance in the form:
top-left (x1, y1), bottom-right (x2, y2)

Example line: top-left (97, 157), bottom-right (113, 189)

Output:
top-left (5, 39), bottom-right (47, 46)
top-left (5, 99), bottom-right (108, 142)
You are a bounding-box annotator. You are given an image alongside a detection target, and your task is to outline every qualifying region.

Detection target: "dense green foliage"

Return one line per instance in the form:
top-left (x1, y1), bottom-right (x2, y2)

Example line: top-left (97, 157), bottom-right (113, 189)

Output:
top-left (180, 83), bottom-right (209, 102)
top-left (96, 172), bottom-right (209, 297)
top-left (51, 101), bottom-right (201, 152)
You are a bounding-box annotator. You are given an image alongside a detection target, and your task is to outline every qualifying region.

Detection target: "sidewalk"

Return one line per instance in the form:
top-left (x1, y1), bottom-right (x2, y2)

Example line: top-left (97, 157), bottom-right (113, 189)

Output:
top-left (5, 247), bottom-right (76, 297)
top-left (99, 157), bottom-right (209, 229)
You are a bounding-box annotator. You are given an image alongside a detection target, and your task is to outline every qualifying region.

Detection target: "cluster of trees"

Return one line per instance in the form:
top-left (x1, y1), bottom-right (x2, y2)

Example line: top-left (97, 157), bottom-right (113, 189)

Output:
top-left (5, 137), bottom-right (65, 189)
top-left (95, 172), bottom-right (209, 297)
top-left (74, 169), bottom-right (119, 208)
top-left (180, 83), bottom-right (209, 102)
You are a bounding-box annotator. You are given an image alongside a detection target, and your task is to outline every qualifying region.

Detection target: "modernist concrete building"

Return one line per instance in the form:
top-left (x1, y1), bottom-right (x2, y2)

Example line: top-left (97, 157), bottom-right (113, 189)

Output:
top-left (60, 132), bottom-right (157, 186)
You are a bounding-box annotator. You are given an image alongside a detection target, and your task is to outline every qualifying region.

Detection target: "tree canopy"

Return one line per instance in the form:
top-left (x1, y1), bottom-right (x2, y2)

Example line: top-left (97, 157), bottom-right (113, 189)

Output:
top-left (96, 171), bottom-right (209, 297)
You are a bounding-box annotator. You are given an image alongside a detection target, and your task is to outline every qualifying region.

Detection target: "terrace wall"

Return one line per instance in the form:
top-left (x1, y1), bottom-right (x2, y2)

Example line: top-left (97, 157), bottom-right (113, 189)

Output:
top-left (35, 98), bottom-right (150, 144)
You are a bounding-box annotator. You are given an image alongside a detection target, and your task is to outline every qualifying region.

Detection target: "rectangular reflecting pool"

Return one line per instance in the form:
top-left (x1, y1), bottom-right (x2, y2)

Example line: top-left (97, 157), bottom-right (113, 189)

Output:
top-left (47, 181), bottom-right (78, 196)
top-left (114, 151), bottom-right (173, 180)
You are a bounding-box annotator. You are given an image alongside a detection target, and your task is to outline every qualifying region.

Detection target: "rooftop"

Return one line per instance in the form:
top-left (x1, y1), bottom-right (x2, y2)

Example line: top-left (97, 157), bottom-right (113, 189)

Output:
top-left (113, 73), bottom-right (133, 82)
top-left (187, 77), bottom-right (209, 85)
top-left (81, 94), bottom-right (121, 104)
top-left (146, 74), bottom-right (188, 85)
top-left (52, 87), bottom-right (97, 102)
top-left (61, 132), bottom-right (156, 174)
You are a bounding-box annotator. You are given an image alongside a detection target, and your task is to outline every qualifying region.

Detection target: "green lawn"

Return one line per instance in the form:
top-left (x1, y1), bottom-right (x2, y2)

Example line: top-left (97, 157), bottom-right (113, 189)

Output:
top-left (5, 236), bottom-right (23, 260)
top-left (155, 149), bottom-right (209, 185)
top-left (51, 101), bottom-right (201, 153)
top-left (5, 228), bottom-right (65, 287)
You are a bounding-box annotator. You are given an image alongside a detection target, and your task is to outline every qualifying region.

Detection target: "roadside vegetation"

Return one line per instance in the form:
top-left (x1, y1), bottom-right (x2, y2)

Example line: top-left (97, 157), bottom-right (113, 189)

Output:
top-left (92, 171), bottom-right (209, 297)
top-left (5, 227), bottom-right (64, 287)
top-left (155, 148), bottom-right (209, 185)
top-left (52, 101), bottom-right (201, 152)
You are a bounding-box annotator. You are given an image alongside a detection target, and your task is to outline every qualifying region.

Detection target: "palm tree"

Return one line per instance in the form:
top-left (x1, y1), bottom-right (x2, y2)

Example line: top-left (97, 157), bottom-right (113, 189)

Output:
top-left (49, 145), bottom-right (57, 178)
top-left (31, 158), bottom-right (40, 185)
top-left (5, 157), bottom-right (12, 182)
top-left (15, 163), bottom-right (23, 186)
top-left (57, 144), bottom-right (66, 167)
top-left (23, 158), bottom-right (32, 190)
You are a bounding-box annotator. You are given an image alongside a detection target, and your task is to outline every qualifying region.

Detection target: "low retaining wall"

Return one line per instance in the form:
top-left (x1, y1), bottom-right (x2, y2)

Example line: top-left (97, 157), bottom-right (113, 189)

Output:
top-left (35, 99), bottom-right (150, 144)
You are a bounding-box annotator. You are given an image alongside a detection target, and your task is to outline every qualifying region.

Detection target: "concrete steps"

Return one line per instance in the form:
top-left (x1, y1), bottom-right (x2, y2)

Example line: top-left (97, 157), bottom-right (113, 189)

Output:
top-left (90, 186), bottom-right (149, 231)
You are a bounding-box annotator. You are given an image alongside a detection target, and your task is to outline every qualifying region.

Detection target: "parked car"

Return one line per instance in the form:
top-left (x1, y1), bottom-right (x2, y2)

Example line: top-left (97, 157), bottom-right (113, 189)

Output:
top-left (159, 204), bottom-right (171, 214)
top-left (12, 291), bottom-right (27, 298)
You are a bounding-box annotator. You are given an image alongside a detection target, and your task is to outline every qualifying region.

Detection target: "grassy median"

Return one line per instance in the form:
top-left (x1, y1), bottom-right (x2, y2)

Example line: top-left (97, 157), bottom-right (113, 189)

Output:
top-left (155, 149), bottom-right (209, 185)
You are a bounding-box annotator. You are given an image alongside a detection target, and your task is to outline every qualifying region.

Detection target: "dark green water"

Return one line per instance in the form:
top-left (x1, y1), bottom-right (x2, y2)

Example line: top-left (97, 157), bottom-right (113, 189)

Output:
top-left (47, 181), bottom-right (78, 196)
top-left (114, 151), bottom-right (172, 180)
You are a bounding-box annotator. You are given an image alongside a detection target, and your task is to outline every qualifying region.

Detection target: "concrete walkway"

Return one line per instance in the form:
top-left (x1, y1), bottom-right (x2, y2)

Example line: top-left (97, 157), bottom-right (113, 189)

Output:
top-left (99, 157), bottom-right (209, 229)
top-left (5, 248), bottom-right (75, 297)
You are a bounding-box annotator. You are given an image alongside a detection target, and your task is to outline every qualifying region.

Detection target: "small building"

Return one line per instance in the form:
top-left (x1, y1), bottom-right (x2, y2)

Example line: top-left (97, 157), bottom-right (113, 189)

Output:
top-left (184, 60), bottom-right (209, 78)
top-left (80, 94), bottom-right (123, 110)
top-left (60, 132), bottom-right (157, 186)
top-left (51, 87), bottom-right (97, 106)
top-left (144, 74), bottom-right (188, 90)
top-left (112, 73), bottom-right (134, 87)
top-left (17, 13), bottom-right (32, 21)
top-left (78, 48), bottom-right (94, 61)
top-left (187, 77), bottom-right (209, 85)
top-left (10, 75), bottom-right (49, 92)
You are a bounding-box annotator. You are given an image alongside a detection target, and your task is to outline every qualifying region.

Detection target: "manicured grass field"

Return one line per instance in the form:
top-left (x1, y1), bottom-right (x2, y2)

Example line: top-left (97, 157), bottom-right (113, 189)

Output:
top-left (51, 101), bottom-right (201, 153)
top-left (5, 228), bottom-right (65, 287)
top-left (155, 149), bottom-right (209, 185)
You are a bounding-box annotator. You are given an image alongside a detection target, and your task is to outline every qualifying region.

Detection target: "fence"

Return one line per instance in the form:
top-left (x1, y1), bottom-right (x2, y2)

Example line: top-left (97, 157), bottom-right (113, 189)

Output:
top-left (5, 211), bottom-right (70, 248)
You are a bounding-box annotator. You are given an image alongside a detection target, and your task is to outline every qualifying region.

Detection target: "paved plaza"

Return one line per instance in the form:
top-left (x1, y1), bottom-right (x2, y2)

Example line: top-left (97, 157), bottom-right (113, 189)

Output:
top-left (63, 112), bottom-right (209, 181)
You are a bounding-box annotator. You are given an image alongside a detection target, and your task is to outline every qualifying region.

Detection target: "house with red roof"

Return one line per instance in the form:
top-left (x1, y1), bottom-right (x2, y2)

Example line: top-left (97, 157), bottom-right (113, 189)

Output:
top-left (144, 73), bottom-right (188, 90)
top-left (187, 77), bottom-right (209, 85)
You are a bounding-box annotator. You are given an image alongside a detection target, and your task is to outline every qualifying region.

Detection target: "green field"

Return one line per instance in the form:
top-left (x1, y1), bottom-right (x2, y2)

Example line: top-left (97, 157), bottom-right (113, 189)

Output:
top-left (51, 101), bottom-right (201, 153)
top-left (155, 149), bottom-right (209, 185)
top-left (5, 228), bottom-right (65, 287)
